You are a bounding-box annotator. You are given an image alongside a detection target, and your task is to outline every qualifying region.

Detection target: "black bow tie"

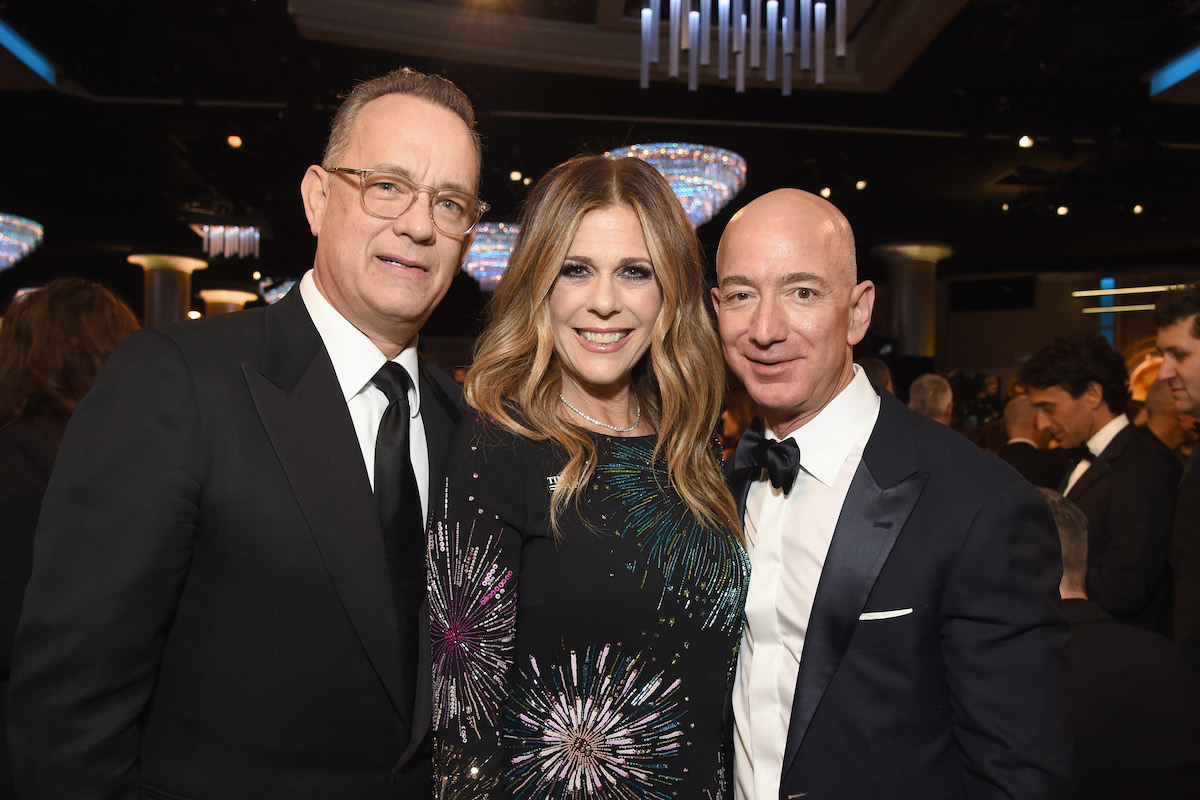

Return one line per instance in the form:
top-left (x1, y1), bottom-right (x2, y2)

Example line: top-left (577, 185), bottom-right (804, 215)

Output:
top-left (1063, 445), bottom-right (1095, 463)
top-left (734, 419), bottom-right (802, 494)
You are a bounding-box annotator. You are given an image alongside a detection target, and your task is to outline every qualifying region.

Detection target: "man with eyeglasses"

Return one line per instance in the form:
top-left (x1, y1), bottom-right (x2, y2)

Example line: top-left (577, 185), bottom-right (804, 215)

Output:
top-left (8, 67), bottom-right (482, 799)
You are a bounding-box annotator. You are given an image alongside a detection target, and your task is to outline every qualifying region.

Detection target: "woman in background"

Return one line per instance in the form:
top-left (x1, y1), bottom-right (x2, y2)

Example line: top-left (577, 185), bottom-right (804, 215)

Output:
top-left (430, 154), bottom-right (748, 798)
top-left (0, 277), bottom-right (139, 800)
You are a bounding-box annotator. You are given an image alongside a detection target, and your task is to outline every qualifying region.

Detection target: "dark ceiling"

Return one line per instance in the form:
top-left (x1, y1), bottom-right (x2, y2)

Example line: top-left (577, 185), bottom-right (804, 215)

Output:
top-left (1, 0), bottom-right (1198, 332)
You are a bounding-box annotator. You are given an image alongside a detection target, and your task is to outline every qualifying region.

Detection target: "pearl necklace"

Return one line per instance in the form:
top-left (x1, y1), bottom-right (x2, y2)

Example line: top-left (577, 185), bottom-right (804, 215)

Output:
top-left (559, 393), bottom-right (641, 433)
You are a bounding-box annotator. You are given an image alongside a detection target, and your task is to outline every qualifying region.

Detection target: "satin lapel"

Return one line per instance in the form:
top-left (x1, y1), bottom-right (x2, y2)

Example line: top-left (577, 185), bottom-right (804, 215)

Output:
top-left (243, 288), bottom-right (409, 726)
top-left (780, 392), bottom-right (927, 779)
top-left (1066, 424), bottom-right (1134, 501)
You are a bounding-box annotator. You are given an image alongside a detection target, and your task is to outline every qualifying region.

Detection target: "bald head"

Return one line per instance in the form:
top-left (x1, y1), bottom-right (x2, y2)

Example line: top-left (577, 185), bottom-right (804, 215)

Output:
top-left (1005, 394), bottom-right (1051, 448)
top-left (717, 189), bottom-right (858, 288)
top-left (711, 188), bottom-right (875, 437)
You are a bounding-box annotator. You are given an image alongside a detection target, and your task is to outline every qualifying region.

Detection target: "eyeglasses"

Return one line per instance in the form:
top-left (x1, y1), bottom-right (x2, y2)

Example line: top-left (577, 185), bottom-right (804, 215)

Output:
top-left (326, 167), bottom-right (490, 237)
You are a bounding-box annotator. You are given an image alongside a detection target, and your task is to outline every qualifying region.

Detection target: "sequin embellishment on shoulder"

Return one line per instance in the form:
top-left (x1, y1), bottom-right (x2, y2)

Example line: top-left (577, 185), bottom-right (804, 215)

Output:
top-left (431, 515), bottom-right (517, 739)
top-left (505, 644), bottom-right (685, 800)
top-left (596, 436), bottom-right (749, 633)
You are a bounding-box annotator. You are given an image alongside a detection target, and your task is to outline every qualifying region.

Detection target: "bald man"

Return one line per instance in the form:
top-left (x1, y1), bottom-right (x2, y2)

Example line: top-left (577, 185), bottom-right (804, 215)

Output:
top-left (713, 189), bottom-right (1071, 800)
top-left (998, 395), bottom-right (1074, 488)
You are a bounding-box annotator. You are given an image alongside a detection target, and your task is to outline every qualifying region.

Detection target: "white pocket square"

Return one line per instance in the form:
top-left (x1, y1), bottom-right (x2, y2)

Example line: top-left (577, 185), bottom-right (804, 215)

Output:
top-left (859, 608), bottom-right (914, 620)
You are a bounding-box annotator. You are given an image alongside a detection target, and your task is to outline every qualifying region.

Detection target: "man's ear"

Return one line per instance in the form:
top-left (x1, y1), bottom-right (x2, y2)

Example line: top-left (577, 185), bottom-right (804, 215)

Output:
top-left (847, 280), bottom-right (876, 346)
top-left (711, 285), bottom-right (722, 317)
top-left (457, 230), bottom-right (476, 267)
top-left (300, 165), bottom-right (330, 237)
top-left (1083, 380), bottom-right (1106, 410)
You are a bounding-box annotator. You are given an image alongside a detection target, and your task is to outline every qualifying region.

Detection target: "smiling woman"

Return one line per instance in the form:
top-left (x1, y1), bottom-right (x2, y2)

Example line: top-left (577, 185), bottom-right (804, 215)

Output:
top-left (429, 154), bottom-right (748, 798)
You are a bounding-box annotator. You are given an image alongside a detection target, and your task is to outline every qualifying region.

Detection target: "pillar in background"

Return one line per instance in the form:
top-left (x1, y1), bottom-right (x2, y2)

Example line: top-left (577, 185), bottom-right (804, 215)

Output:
top-left (199, 289), bottom-right (259, 316)
top-left (127, 254), bottom-right (208, 327)
top-left (870, 243), bottom-right (953, 358)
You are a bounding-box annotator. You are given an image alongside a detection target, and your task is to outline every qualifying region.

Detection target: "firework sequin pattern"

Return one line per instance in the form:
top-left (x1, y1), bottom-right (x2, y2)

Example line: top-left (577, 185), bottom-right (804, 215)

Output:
top-left (595, 437), bottom-right (749, 633)
top-left (430, 512), bottom-right (517, 740)
top-left (505, 645), bottom-right (685, 800)
top-left (432, 419), bottom-right (748, 798)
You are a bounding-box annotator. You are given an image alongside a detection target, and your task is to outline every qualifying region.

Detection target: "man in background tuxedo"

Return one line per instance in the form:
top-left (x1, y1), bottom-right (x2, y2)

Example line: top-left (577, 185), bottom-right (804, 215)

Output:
top-left (7, 67), bottom-right (479, 799)
top-left (1042, 487), bottom-right (1200, 798)
top-left (713, 189), bottom-right (1071, 799)
top-left (998, 394), bottom-right (1073, 488)
top-left (1022, 333), bottom-right (1179, 634)
top-left (1156, 285), bottom-right (1200, 669)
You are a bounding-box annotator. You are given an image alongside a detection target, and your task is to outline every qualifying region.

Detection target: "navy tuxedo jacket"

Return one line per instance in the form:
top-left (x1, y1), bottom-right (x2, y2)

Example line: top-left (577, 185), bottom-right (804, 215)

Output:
top-left (8, 287), bottom-right (463, 799)
top-left (727, 388), bottom-right (1073, 799)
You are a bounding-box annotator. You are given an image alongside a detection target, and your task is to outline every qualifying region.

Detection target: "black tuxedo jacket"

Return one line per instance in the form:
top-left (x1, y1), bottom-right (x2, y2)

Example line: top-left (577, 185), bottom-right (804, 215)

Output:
top-left (7, 288), bottom-right (463, 799)
top-left (1063, 599), bottom-right (1200, 799)
top-left (727, 389), bottom-right (1072, 799)
top-left (1066, 423), bottom-right (1179, 634)
top-left (997, 439), bottom-right (1072, 489)
top-left (1171, 453), bottom-right (1200, 670)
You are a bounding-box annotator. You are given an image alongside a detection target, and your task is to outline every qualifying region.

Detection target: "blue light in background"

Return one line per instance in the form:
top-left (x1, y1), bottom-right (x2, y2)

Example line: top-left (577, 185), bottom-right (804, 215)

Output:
top-left (1150, 42), bottom-right (1200, 97)
top-left (0, 17), bottom-right (55, 86)
top-left (1099, 277), bottom-right (1115, 346)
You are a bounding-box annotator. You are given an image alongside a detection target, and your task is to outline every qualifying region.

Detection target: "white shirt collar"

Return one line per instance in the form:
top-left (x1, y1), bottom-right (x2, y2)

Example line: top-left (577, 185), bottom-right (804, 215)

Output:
top-left (1007, 437), bottom-right (1039, 447)
top-left (766, 365), bottom-right (880, 487)
top-left (1086, 412), bottom-right (1128, 457)
top-left (299, 270), bottom-right (421, 412)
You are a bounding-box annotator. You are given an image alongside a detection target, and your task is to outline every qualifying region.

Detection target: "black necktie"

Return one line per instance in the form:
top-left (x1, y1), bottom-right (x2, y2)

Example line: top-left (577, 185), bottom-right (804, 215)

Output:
top-left (372, 362), bottom-right (424, 715)
top-left (734, 419), bottom-right (802, 494)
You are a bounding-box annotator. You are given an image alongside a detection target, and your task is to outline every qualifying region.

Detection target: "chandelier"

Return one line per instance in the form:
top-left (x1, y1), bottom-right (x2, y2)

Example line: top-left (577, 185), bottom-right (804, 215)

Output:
top-left (462, 222), bottom-right (521, 291)
top-left (640, 0), bottom-right (847, 94)
top-left (605, 143), bottom-right (747, 228)
top-left (258, 277), bottom-right (297, 304)
top-left (190, 223), bottom-right (261, 259)
top-left (0, 213), bottom-right (44, 270)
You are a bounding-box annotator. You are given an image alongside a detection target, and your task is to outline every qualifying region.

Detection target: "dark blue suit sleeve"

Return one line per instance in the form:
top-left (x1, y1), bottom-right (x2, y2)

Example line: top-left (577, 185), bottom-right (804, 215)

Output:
top-left (940, 477), bottom-right (1074, 799)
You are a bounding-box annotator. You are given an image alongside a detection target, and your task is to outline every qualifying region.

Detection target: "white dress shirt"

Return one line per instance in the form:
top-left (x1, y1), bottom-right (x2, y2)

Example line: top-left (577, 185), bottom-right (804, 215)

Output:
top-left (1063, 413), bottom-right (1128, 496)
top-left (299, 271), bottom-right (430, 520)
top-left (733, 366), bottom-right (880, 800)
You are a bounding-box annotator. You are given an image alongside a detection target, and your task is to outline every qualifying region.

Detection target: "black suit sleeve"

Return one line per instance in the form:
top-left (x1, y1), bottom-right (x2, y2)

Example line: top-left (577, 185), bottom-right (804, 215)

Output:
top-left (7, 330), bottom-right (203, 800)
top-left (1085, 444), bottom-right (1178, 617)
top-left (941, 477), bottom-right (1074, 798)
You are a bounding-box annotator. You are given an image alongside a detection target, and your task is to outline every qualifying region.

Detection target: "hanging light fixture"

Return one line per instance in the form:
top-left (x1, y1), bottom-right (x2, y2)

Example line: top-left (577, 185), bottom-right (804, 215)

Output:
top-left (190, 223), bottom-right (261, 259)
top-left (258, 278), bottom-right (298, 304)
top-left (605, 143), bottom-right (747, 228)
top-left (462, 222), bottom-right (521, 291)
top-left (639, 0), bottom-right (849, 93)
top-left (0, 213), bottom-right (44, 270)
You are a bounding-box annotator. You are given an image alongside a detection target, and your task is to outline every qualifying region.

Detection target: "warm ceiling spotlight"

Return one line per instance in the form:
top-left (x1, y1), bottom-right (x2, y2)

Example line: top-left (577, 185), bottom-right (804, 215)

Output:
top-left (1133, 204), bottom-right (1144, 214)
top-left (187, 310), bottom-right (203, 320)
top-left (252, 270), bottom-right (262, 280)
top-left (820, 187), bottom-right (832, 198)
top-left (227, 135), bottom-right (243, 149)
top-left (523, 177), bottom-right (532, 186)
top-left (1001, 203), bottom-right (1010, 212)
top-left (1018, 135), bottom-right (1034, 148)
top-left (855, 180), bottom-right (867, 190)
top-left (1056, 205), bottom-right (1069, 216)
top-left (509, 170), bottom-right (522, 182)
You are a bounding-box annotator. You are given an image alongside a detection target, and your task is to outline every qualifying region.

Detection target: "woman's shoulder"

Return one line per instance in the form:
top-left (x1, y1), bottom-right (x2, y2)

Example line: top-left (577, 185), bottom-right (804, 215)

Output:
top-left (448, 408), bottom-right (559, 466)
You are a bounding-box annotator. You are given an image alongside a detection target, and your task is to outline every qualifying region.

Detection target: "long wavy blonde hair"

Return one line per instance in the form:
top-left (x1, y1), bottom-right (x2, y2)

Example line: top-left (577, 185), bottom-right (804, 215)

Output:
top-left (465, 154), bottom-right (741, 541)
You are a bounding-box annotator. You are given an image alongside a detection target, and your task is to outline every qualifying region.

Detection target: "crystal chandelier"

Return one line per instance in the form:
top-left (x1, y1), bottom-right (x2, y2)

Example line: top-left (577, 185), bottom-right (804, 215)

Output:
top-left (0, 213), bottom-right (44, 270)
top-left (640, 0), bottom-right (848, 94)
top-left (190, 223), bottom-right (261, 259)
top-left (258, 277), bottom-right (297, 304)
top-left (462, 222), bottom-right (521, 291)
top-left (605, 143), bottom-right (747, 228)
